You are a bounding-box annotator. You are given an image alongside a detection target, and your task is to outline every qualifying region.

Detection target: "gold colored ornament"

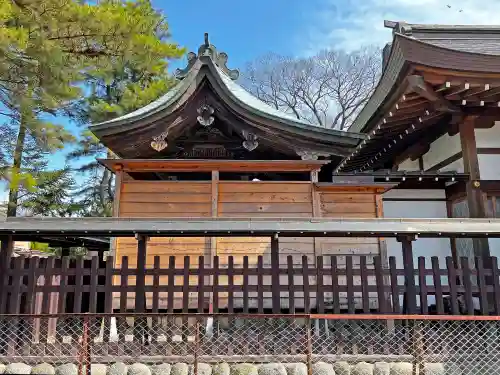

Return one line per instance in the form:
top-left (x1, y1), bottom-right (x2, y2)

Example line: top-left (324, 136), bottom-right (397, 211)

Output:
top-left (151, 131), bottom-right (168, 152)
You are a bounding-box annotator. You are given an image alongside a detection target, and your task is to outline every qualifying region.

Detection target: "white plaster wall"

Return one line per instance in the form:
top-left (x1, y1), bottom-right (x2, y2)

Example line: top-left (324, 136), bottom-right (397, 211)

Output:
top-left (383, 189), bottom-right (452, 307)
top-left (440, 157), bottom-right (464, 173)
top-left (422, 133), bottom-right (461, 170)
top-left (398, 158), bottom-right (420, 171)
top-left (475, 121), bottom-right (500, 148)
top-left (478, 154), bottom-right (500, 180)
top-left (383, 189), bottom-right (451, 268)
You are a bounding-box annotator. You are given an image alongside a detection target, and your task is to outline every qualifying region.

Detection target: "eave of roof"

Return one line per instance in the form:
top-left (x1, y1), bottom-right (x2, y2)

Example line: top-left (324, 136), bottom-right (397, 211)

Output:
top-left (348, 32), bottom-right (500, 134)
top-left (3, 217), bottom-right (500, 238)
top-left (90, 56), bottom-right (365, 148)
top-left (98, 158), bottom-right (330, 173)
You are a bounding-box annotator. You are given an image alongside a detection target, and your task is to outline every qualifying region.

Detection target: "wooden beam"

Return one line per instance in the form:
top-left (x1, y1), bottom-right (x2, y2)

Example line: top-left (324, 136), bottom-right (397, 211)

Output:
top-left (99, 159), bottom-right (330, 173)
top-left (459, 116), bottom-right (491, 261)
top-left (407, 75), bottom-right (461, 113)
top-left (111, 167), bottom-right (123, 262)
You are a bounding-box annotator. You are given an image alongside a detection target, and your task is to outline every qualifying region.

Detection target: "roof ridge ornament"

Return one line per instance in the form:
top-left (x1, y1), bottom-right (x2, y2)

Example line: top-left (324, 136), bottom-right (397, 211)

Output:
top-left (175, 33), bottom-right (240, 81)
top-left (384, 20), bottom-right (412, 36)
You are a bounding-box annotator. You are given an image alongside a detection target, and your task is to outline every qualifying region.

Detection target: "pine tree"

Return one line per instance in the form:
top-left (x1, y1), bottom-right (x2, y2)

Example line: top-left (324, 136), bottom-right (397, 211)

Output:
top-left (69, 33), bottom-right (183, 217)
top-left (0, 0), bottom-right (184, 216)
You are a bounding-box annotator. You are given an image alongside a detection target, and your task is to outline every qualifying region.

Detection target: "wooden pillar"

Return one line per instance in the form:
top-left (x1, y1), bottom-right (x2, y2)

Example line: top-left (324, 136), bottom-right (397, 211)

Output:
top-left (271, 233), bottom-right (280, 313)
top-left (135, 234), bottom-right (148, 312)
top-left (459, 116), bottom-right (491, 261)
top-left (110, 165), bottom-right (123, 262)
top-left (397, 235), bottom-right (417, 314)
top-left (0, 236), bottom-right (14, 313)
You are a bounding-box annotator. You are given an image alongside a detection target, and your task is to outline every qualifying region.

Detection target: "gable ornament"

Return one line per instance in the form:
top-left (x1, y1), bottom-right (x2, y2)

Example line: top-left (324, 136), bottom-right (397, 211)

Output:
top-left (296, 150), bottom-right (330, 160)
top-left (242, 130), bottom-right (258, 151)
top-left (197, 104), bottom-right (215, 127)
top-left (151, 131), bottom-right (168, 152)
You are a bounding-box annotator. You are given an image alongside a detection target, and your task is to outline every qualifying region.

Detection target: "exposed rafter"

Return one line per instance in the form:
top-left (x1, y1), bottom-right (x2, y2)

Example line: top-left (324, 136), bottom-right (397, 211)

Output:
top-left (407, 75), bottom-right (461, 113)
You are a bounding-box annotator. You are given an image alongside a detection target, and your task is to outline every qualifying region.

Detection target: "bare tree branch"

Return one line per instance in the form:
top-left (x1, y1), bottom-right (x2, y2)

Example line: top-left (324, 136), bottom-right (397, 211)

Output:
top-left (242, 47), bottom-right (381, 130)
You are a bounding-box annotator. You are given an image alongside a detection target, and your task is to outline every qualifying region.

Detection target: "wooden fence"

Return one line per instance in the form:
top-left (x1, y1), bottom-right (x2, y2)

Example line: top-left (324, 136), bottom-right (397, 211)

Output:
top-left (1, 255), bottom-right (499, 317)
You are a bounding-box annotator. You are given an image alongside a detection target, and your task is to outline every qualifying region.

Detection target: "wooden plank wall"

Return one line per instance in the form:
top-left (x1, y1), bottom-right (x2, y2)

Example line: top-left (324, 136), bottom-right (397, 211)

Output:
top-left (116, 181), bottom-right (212, 270)
top-left (317, 186), bottom-right (380, 265)
top-left (116, 181), bottom-right (383, 268)
top-left (114, 180), bottom-right (383, 306)
top-left (217, 182), bottom-right (313, 267)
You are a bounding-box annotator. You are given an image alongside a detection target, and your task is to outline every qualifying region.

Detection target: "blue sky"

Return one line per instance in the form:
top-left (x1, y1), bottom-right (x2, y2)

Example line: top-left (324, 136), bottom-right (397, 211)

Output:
top-left (3, 0), bottom-right (500, 200)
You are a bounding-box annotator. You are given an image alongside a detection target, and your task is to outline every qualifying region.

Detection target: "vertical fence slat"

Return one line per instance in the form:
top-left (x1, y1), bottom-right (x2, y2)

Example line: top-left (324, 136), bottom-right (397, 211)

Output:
top-left (57, 257), bottom-right (69, 314)
top-left (316, 256), bottom-right (325, 314)
top-left (8, 256), bottom-right (24, 314)
top-left (374, 256), bottom-right (386, 313)
top-left (25, 257), bottom-right (39, 314)
top-left (182, 256), bottom-right (190, 341)
top-left (475, 257), bottom-right (488, 315)
top-left (461, 257), bottom-right (474, 315)
top-left (89, 256), bottom-right (99, 313)
top-left (167, 256), bottom-right (175, 313)
top-left (302, 256), bottom-right (310, 314)
top-left (182, 256), bottom-right (190, 313)
top-left (41, 258), bottom-right (55, 314)
top-left (152, 256), bottom-right (160, 313)
top-left (431, 257), bottom-right (444, 314)
top-left (346, 256), bottom-right (354, 314)
top-left (119, 257), bottom-right (128, 313)
top-left (287, 256), bottom-right (295, 314)
top-left (212, 256), bottom-right (219, 314)
top-left (446, 257), bottom-right (459, 315)
top-left (331, 256), bottom-right (340, 314)
top-left (103, 256), bottom-right (114, 314)
top-left (40, 258), bottom-right (55, 343)
top-left (418, 257), bottom-right (428, 314)
top-left (271, 236), bottom-right (280, 313)
top-left (198, 256), bottom-right (205, 313)
top-left (490, 257), bottom-right (500, 315)
top-left (257, 256), bottom-right (264, 314)
top-left (389, 256), bottom-right (400, 314)
top-left (243, 256), bottom-right (249, 314)
top-left (228, 256), bottom-right (234, 315)
top-left (360, 256), bottom-right (369, 313)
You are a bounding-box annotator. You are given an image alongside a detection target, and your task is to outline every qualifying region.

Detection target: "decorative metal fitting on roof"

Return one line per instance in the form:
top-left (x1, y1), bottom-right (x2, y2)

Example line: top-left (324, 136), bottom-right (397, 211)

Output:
top-left (197, 104), bottom-right (215, 127)
top-left (175, 33), bottom-right (240, 81)
top-left (296, 150), bottom-right (330, 160)
top-left (242, 130), bottom-right (258, 151)
top-left (151, 131), bottom-right (168, 152)
top-left (394, 21), bottom-right (412, 36)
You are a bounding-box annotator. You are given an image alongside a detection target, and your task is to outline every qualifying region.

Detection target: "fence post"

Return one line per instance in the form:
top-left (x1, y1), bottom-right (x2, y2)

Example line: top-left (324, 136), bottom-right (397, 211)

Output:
top-left (306, 315), bottom-right (312, 375)
top-left (411, 320), bottom-right (424, 375)
top-left (78, 315), bottom-right (91, 375)
top-left (194, 318), bottom-right (200, 375)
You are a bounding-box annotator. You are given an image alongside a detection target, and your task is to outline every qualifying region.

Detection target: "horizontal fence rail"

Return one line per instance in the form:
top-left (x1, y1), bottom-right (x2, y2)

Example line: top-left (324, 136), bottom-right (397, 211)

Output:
top-left (1, 255), bottom-right (500, 318)
top-left (1, 313), bottom-right (500, 375)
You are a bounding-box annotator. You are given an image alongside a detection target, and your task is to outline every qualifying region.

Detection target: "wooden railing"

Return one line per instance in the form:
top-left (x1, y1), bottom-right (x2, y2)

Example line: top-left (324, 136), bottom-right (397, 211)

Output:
top-left (1, 255), bottom-right (499, 316)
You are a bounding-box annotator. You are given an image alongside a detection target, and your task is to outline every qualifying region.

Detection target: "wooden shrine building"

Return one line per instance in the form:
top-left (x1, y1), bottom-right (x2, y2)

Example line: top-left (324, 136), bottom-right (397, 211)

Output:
top-left (89, 34), bottom-right (387, 275)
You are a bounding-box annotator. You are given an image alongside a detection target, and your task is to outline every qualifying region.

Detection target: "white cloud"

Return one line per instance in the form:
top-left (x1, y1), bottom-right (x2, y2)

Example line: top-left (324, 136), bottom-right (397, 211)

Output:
top-left (303, 0), bottom-right (500, 53)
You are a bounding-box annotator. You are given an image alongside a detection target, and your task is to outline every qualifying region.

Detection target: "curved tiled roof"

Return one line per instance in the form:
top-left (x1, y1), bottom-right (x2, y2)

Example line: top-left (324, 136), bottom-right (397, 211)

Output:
top-left (348, 22), bottom-right (500, 134)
